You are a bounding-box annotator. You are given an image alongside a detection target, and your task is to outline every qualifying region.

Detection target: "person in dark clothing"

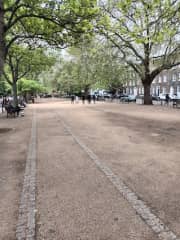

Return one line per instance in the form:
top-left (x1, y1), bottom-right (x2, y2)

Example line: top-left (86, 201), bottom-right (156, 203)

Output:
top-left (87, 94), bottom-right (91, 104)
top-left (31, 95), bottom-right (35, 103)
top-left (71, 95), bottom-right (75, 104)
top-left (82, 95), bottom-right (85, 104)
top-left (165, 94), bottom-right (169, 105)
top-left (92, 94), bottom-right (96, 104)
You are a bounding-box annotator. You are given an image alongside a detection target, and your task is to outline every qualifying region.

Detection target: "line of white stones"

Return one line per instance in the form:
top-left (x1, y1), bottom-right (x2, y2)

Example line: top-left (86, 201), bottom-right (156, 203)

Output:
top-left (60, 116), bottom-right (179, 240)
top-left (16, 111), bottom-right (37, 240)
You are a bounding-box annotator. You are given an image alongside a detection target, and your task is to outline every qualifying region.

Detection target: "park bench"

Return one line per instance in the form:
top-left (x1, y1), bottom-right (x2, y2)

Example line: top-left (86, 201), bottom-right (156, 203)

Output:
top-left (5, 105), bottom-right (24, 118)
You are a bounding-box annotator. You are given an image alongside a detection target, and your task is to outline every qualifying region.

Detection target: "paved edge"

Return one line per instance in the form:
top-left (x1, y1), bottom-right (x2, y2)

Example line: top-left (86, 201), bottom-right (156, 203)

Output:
top-left (58, 114), bottom-right (180, 240)
top-left (16, 110), bottom-right (37, 240)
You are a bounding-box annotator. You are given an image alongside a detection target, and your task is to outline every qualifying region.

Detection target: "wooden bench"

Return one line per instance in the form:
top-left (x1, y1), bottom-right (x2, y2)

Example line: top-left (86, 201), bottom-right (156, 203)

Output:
top-left (5, 105), bottom-right (24, 118)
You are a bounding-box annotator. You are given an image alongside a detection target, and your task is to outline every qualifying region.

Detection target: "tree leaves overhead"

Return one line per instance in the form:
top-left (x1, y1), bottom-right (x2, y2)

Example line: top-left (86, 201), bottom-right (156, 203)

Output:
top-left (4, 0), bottom-right (99, 50)
top-left (4, 44), bottom-right (55, 84)
top-left (99, 0), bottom-right (180, 57)
top-left (97, 0), bottom-right (180, 104)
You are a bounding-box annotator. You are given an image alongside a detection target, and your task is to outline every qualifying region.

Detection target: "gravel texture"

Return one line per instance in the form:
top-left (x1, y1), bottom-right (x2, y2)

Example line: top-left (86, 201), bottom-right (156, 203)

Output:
top-left (1, 99), bottom-right (180, 240)
top-left (35, 100), bottom-right (180, 240)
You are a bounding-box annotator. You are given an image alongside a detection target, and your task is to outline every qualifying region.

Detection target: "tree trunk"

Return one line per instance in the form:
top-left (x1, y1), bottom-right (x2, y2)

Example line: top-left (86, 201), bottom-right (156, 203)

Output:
top-left (143, 82), bottom-right (152, 105)
top-left (12, 80), bottom-right (18, 107)
top-left (0, 1), bottom-right (5, 76)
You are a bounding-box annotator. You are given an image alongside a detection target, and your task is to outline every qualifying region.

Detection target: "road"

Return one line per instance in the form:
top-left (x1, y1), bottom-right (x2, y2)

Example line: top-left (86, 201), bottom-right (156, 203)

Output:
top-left (1, 99), bottom-right (180, 240)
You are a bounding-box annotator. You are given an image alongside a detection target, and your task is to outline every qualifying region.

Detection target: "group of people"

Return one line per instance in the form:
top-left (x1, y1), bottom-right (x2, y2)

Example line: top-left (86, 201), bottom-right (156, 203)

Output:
top-left (0, 96), bottom-right (11, 113)
top-left (71, 94), bottom-right (97, 104)
top-left (0, 96), bottom-right (26, 116)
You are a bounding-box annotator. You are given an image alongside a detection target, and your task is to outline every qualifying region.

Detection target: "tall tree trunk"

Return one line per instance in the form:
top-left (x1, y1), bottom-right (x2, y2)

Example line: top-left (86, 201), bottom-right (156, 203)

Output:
top-left (12, 80), bottom-right (18, 107)
top-left (0, 1), bottom-right (5, 76)
top-left (143, 82), bottom-right (152, 105)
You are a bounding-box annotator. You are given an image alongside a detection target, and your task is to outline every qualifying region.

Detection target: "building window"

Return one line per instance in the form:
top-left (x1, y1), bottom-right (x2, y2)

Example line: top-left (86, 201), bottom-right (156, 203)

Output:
top-left (177, 85), bottom-right (180, 94)
top-left (178, 73), bottom-right (180, 81)
top-left (134, 87), bottom-right (137, 96)
top-left (137, 79), bottom-right (141, 84)
top-left (172, 74), bottom-right (177, 81)
top-left (174, 86), bottom-right (177, 94)
top-left (170, 86), bottom-right (174, 95)
top-left (156, 86), bottom-right (160, 95)
top-left (163, 75), bottom-right (167, 82)
top-left (162, 87), bottom-right (166, 94)
top-left (152, 87), bottom-right (155, 94)
top-left (159, 76), bottom-right (162, 83)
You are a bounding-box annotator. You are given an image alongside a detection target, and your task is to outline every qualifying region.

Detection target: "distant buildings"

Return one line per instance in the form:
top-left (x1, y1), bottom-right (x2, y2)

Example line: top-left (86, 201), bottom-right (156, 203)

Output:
top-left (124, 65), bottom-right (180, 96)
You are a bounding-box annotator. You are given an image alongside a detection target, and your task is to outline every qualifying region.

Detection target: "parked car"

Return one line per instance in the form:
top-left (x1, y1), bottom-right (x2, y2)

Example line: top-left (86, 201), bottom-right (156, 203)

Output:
top-left (158, 93), bottom-right (166, 100)
top-left (169, 94), bottom-right (180, 100)
top-left (43, 93), bottom-right (52, 98)
top-left (128, 95), bottom-right (136, 101)
top-left (136, 94), bottom-right (144, 99)
top-left (120, 94), bottom-right (136, 102)
top-left (115, 93), bottom-right (128, 99)
top-left (151, 95), bottom-right (160, 101)
top-left (103, 91), bottom-right (112, 99)
top-left (136, 94), bottom-right (159, 101)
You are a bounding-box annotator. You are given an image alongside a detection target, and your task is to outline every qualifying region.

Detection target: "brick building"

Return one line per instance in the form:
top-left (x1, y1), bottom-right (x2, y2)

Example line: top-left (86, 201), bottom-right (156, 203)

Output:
top-left (124, 65), bottom-right (180, 96)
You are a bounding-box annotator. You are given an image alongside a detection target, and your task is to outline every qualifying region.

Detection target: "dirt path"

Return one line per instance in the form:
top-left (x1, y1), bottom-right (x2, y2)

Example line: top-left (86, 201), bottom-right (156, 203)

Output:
top-left (0, 108), bottom-right (33, 240)
top-left (1, 99), bottom-right (180, 240)
top-left (36, 104), bottom-right (156, 240)
top-left (36, 100), bottom-right (180, 240)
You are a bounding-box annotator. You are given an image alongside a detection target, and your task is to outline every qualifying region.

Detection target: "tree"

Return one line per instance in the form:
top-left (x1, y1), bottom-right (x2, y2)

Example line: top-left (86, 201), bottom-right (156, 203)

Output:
top-left (0, 77), bottom-right (10, 95)
top-left (3, 44), bottom-right (54, 106)
top-left (42, 38), bottom-right (130, 95)
top-left (41, 39), bottom-right (101, 95)
top-left (18, 78), bottom-right (46, 97)
top-left (87, 41), bottom-right (130, 93)
top-left (0, 0), bottom-right (5, 75)
top-left (67, 39), bottom-right (133, 94)
top-left (98, 0), bottom-right (180, 104)
top-left (0, 0), bottom-right (98, 75)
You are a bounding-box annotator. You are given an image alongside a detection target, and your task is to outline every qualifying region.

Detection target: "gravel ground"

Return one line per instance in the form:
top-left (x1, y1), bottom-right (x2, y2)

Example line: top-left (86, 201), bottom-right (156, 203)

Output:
top-left (36, 106), bottom-right (156, 240)
top-left (0, 108), bottom-right (33, 240)
top-left (35, 100), bottom-right (180, 240)
top-left (1, 99), bottom-right (180, 240)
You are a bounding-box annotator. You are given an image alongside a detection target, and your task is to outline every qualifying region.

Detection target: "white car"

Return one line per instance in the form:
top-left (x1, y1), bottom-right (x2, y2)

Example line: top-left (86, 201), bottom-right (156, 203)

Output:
top-left (158, 93), bottom-right (166, 100)
top-left (169, 94), bottom-right (180, 100)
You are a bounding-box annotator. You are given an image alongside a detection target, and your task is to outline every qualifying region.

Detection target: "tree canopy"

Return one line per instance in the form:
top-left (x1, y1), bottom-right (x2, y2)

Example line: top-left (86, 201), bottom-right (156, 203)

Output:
top-left (0, 0), bottom-right (98, 74)
top-left (18, 78), bottom-right (46, 95)
top-left (97, 0), bottom-right (180, 104)
top-left (41, 39), bottom-right (131, 95)
top-left (3, 44), bottom-right (54, 105)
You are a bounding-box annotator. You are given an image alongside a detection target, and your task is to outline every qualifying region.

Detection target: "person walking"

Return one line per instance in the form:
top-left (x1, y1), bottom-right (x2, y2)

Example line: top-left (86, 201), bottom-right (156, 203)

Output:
top-left (82, 95), bottom-right (85, 104)
top-left (92, 94), bottom-right (96, 104)
top-left (71, 95), bottom-right (75, 104)
top-left (165, 94), bottom-right (169, 105)
top-left (87, 94), bottom-right (91, 104)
